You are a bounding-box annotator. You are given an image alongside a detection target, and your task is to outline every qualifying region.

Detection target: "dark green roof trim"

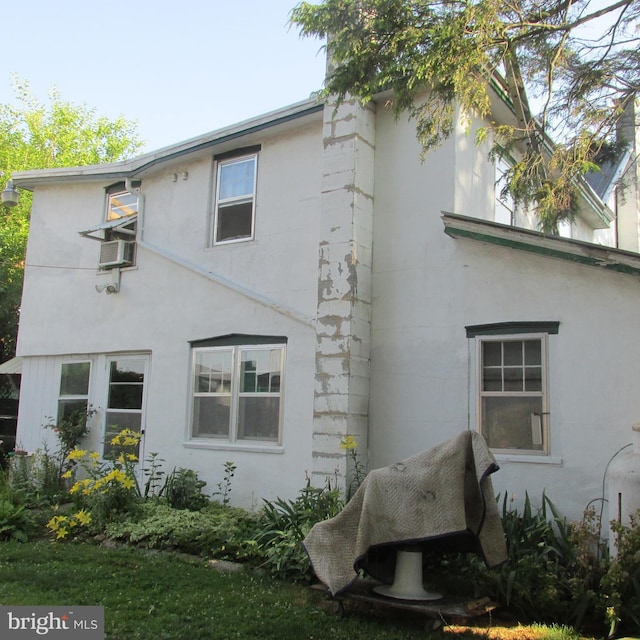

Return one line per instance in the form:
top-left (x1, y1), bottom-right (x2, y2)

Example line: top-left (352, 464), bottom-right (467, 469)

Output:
top-left (442, 212), bottom-right (640, 277)
top-left (190, 334), bottom-right (287, 348)
top-left (466, 322), bottom-right (560, 338)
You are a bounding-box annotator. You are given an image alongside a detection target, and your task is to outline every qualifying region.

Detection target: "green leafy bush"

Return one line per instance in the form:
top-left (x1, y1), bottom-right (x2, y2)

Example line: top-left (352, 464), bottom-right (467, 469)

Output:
top-left (253, 479), bottom-right (343, 582)
top-left (0, 499), bottom-right (36, 541)
top-left (602, 511), bottom-right (640, 635)
top-left (105, 502), bottom-right (259, 559)
top-left (163, 468), bottom-right (209, 511)
top-left (8, 448), bottom-right (63, 507)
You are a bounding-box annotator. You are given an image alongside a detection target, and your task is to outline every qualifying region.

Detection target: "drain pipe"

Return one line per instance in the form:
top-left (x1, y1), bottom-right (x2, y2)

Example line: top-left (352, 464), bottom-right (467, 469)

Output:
top-left (125, 177), bottom-right (314, 328)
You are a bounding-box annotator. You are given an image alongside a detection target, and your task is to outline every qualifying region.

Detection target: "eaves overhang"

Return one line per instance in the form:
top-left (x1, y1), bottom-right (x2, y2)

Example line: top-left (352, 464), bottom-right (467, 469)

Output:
top-left (442, 212), bottom-right (640, 277)
top-left (12, 98), bottom-right (324, 190)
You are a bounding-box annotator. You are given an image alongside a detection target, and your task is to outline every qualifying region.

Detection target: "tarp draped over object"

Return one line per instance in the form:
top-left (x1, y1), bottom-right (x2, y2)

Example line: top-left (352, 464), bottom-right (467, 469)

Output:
top-left (303, 430), bottom-right (508, 596)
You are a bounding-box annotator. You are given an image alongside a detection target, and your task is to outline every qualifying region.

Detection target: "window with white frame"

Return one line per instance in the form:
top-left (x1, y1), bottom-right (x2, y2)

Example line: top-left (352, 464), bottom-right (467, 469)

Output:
top-left (191, 338), bottom-right (284, 444)
top-left (103, 357), bottom-right (147, 458)
top-left (58, 362), bottom-right (91, 424)
top-left (467, 323), bottom-right (558, 454)
top-left (107, 189), bottom-right (139, 222)
top-left (213, 153), bottom-right (258, 244)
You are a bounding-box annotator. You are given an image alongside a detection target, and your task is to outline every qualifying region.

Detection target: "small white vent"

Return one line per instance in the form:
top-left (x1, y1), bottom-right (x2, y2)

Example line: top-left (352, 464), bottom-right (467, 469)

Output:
top-left (98, 240), bottom-right (135, 269)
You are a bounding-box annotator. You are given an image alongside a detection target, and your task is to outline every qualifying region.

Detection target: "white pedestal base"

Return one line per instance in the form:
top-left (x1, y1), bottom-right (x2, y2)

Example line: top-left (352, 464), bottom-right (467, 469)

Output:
top-left (372, 549), bottom-right (442, 601)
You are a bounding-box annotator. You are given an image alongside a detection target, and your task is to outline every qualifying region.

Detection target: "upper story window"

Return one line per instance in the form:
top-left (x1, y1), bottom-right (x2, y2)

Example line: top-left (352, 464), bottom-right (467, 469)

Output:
top-left (96, 183), bottom-right (139, 269)
top-left (213, 153), bottom-right (258, 244)
top-left (107, 189), bottom-right (139, 221)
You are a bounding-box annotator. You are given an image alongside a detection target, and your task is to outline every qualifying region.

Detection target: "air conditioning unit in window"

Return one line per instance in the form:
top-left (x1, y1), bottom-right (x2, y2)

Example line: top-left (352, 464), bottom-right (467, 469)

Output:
top-left (98, 239), bottom-right (135, 269)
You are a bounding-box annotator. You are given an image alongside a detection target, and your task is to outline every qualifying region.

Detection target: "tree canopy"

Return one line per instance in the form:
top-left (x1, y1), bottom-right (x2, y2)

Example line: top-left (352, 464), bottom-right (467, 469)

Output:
top-left (291, 0), bottom-right (640, 232)
top-left (0, 77), bottom-right (143, 366)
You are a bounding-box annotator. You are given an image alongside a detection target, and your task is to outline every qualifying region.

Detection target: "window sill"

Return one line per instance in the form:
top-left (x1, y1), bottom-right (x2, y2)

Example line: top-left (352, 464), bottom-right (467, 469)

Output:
top-left (184, 440), bottom-right (284, 454)
top-left (494, 453), bottom-right (563, 465)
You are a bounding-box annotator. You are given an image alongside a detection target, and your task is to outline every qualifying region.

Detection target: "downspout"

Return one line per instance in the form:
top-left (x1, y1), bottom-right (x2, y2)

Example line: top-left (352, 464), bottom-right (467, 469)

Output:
top-left (125, 177), bottom-right (315, 328)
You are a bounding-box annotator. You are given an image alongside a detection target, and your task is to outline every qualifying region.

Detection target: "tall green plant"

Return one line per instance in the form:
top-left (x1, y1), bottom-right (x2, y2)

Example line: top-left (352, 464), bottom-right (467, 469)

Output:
top-left (254, 479), bottom-right (343, 581)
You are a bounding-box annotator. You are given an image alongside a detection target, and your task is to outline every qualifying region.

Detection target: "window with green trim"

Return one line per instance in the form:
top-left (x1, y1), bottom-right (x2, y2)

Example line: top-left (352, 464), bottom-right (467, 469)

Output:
top-left (477, 334), bottom-right (549, 453)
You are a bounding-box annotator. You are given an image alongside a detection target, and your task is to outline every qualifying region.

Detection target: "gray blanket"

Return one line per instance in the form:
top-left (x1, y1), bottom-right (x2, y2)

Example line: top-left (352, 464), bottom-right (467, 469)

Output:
top-left (303, 430), bottom-right (508, 595)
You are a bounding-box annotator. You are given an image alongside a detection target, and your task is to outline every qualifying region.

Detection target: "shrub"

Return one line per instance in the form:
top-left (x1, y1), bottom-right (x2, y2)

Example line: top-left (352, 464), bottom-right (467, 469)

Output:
top-left (0, 499), bottom-right (36, 542)
top-left (602, 511), bottom-right (640, 636)
top-left (253, 479), bottom-right (343, 582)
top-left (7, 448), bottom-right (63, 507)
top-left (104, 502), bottom-right (260, 559)
top-left (163, 468), bottom-right (209, 511)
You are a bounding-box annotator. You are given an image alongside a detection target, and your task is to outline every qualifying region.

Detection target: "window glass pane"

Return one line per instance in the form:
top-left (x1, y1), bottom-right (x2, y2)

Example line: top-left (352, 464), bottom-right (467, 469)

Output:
top-left (482, 367), bottom-right (502, 392)
top-left (524, 340), bottom-right (541, 365)
top-left (103, 412), bottom-right (142, 458)
top-left (60, 362), bottom-right (90, 396)
top-left (503, 366), bottom-right (524, 391)
top-left (503, 341), bottom-right (523, 366)
top-left (57, 400), bottom-right (89, 425)
top-left (218, 158), bottom-right (255, 200)
top-left (216, 201), bottom-right (253, 242)
top-left (483, 342), bottom-right (501, 367)
top-left (525, 367), bottom-right (542, 391)
top-left (110, 360), bottom-right (145, 383)
top-left (237, 397), bottom-right (279, 441)
top-left (195, 351), bottom-right (232, 393)
top-left (241, 349), bottom-right (281, 393)
top-left (482, 396), bottom-right (544, 451)
top-left (108, 191), bottom-right (138, 221)
top-left (108, 360), bottom-right (145, 410)
top-left (193, 397), bottom-right (231, 438)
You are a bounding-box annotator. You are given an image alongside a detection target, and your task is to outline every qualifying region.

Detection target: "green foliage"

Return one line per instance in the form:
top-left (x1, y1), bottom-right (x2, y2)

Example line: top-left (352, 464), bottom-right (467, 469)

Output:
top-left (340, 435), bottom-right (366, 500)
top-left (141, 452), bottom-right (165, 499)
top-left (0, 76), bottom-right (142, 363)
top-left (602, 511), bottom-right (640, 635)
top-left (44, 406), bottom-right (95, 470)
top-left (254, 479), bottom-right (344, 581)
top-left (105, 502), bottom-right (260, 560)
top-left (291, 0), bottom-right (640, 233)
top-left (425, 493), bottom-right (608, 631)
top-left (62, 430), bottom-right (143, 531)
top-left (0, 499), bottom-right (36, 541)
top-left (163, 467), bottom-right (209, 511)
top-left (211, 460), bottom-right (236, 507)
top-left (8, 448), bottom-right (65, 507)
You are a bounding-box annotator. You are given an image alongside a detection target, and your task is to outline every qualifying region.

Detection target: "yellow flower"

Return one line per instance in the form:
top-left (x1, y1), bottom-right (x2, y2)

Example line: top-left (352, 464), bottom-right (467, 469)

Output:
top-left (340, 435), bottom-right (358, 451)
top-left (55, 527), bottom-right (69, 539)
top-left (89, 451), bottom-right (100, 460)
top-left (61, 470), bottom-right (73, 479)
top-left (121, 476), bottom-right (135, 490)
top-left (127, 454), bottom-right (138, 462)
top-left (67, 448), bottom-right (87, 461)
top-left (74, 510), bottom-right (92, 526)
top-left (47, 515), bottom-right (65, 530)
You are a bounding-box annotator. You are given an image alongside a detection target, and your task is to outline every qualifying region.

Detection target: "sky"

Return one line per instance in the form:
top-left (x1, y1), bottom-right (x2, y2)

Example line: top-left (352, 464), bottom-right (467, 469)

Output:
top-left (0, 0), bottom-right (327, 154)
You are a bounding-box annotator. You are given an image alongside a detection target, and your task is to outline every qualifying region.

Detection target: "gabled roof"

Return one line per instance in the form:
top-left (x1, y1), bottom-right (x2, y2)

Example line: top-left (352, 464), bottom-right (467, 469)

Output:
top-left (12, 97), bottom-right (324, 189)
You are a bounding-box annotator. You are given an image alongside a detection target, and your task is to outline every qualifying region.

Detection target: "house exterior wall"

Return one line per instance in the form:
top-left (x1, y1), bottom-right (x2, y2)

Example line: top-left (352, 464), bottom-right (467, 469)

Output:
top-left (13, 94), bottom-right (640, 525)
top-left (15, 117), bottom-right (324, 507)
top-left (369, 103), bottom-right (640, 523)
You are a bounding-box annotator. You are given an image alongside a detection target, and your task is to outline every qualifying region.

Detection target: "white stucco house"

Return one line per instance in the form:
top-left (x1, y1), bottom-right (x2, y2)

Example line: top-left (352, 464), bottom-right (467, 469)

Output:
top-left (9, 75), bottom-right (640, 523)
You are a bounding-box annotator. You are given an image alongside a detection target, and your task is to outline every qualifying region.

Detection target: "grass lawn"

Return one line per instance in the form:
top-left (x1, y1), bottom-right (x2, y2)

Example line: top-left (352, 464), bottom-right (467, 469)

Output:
top-left (0, 541), bottom-right (589, 640)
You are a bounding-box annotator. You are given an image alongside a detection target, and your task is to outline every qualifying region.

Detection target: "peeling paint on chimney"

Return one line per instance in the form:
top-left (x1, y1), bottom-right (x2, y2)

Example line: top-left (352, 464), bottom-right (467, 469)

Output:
top-left (312, 97), bottom-right (376, 492)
